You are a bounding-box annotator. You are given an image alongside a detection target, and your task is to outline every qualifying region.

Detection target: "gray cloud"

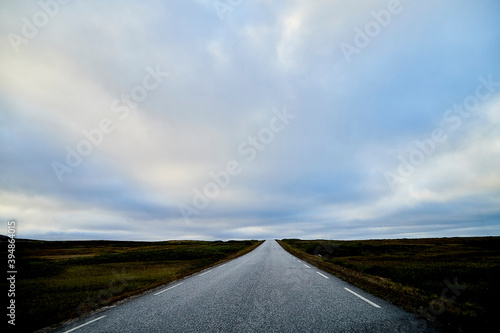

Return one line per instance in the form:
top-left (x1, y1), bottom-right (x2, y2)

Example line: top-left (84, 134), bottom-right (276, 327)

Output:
top-left (1, 0), bottom-right (499, 241)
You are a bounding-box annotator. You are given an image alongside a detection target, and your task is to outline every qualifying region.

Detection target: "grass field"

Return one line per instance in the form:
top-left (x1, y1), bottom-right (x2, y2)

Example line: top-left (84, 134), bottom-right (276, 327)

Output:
top-left (278, 237), bottom-right (500, 333)
top-left (1, 237), bottom-right (262, 332)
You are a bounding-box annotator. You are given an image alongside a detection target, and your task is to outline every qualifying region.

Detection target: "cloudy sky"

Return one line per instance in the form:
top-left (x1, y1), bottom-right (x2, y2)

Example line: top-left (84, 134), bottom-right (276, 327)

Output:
top-left (1, 0), bottom-right (499, 241)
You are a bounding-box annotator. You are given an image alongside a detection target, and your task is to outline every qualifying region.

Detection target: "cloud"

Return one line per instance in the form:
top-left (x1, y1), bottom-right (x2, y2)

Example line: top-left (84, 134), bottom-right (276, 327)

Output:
top-left (1, 0), bottom-right (499, 240)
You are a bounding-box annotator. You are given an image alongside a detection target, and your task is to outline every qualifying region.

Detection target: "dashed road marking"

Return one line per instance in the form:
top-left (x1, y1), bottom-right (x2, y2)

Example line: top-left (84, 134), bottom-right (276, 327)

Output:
top-left (304, 264), bottom-right (310, 268)
top-left (344, 287), bottom-right (381, 308)
top-left (316, 272), bottom-right (329, 279)
top-left (199, 270), bottom-right (212, 276)
top-left (63, 315), bottom-right (106, 333)
top-left (154, 283), bottom-right (183, 296)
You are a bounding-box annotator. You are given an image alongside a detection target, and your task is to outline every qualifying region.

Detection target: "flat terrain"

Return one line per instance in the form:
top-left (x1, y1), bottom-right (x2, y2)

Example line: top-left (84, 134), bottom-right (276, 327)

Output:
top-left (53, 240), bottom-right (436, 333)
top-left (278, 237), bottom-right (500, 332)
top-left (1, 238), bottom-right (261, 332)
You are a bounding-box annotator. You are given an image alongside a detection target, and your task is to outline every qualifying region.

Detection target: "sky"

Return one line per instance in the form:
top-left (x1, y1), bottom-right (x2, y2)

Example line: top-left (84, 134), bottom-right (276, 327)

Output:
top-left (1, 0), bottom-right (500, 241)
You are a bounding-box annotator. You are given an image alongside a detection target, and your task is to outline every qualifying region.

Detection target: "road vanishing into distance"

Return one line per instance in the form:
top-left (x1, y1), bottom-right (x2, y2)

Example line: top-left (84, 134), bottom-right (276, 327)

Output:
top-left (53, 240), bottom-right (441, 333)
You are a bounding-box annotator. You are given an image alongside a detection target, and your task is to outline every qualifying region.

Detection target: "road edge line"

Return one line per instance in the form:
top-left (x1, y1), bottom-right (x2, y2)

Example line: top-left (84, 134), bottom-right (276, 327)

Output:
top-left (344, 287), bottom-right (381, 308)
top-left (62, 315), bottom-right (106, 333)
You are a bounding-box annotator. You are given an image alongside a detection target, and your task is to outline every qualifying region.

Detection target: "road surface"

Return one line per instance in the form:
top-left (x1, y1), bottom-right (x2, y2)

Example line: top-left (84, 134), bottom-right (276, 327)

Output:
top-left (53, 240), bottom-right (440, 332)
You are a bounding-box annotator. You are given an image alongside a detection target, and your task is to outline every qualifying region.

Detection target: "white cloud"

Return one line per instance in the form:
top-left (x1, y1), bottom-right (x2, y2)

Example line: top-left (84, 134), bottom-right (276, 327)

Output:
top-left (1, 0), bottom-right (499, 240)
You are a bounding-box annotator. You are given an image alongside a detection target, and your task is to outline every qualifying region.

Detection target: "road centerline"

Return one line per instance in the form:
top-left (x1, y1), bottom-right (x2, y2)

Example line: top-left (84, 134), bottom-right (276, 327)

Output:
top-left (316, 272), bottom-right (329, 279)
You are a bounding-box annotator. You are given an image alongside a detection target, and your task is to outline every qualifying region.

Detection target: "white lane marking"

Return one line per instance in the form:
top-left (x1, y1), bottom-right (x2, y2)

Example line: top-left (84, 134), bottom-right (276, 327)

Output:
top-left (316, 272), bottom-right (329, 279)
top-left (63, 316), bottom-right (106, 333)
top-left (344, 287), bottom-right (381, 308)
top-left (154, 283), bottom-right (183, 296)
top-left (304, 264), bottom-right (310, 268)
top-left (199, 270), bottom-right (212, 276)
top-left (219, 263), bottom-right (227, 268)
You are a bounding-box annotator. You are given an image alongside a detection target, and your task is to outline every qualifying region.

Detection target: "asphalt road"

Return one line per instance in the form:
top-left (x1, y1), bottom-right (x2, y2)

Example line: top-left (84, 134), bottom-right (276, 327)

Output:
top-left (53, 240), bottom-right (441, 332)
